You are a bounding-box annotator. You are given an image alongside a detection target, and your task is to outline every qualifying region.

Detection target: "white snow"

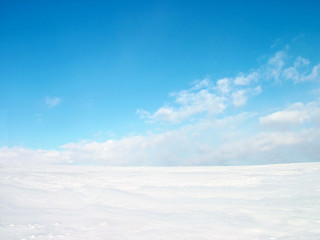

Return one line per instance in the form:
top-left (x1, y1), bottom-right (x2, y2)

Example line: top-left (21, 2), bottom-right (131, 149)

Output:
top-left (1, 162), bottom-right (320, 239)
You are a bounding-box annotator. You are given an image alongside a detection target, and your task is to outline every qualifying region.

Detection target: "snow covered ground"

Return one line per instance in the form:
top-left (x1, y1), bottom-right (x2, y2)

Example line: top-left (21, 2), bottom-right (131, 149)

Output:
top-left (1, 162), bottom-right (320, 240)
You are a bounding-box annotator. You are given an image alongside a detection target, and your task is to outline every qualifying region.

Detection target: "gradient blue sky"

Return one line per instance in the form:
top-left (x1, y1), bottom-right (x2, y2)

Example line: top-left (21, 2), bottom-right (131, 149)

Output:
top-left (1, 1), bottom-right (320, 165)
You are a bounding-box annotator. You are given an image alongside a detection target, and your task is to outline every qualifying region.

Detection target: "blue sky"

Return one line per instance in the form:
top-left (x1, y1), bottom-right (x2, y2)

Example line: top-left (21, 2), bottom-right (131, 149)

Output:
top-left (0, 0), bottom-right (320, 165)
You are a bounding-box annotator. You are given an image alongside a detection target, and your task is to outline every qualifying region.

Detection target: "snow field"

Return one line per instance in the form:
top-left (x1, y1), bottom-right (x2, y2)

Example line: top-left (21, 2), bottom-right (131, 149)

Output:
top-left (1, 163), bottom-right (320, 239)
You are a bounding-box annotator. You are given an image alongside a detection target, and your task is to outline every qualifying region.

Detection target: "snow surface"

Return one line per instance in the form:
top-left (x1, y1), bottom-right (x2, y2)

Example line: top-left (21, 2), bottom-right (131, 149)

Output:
top-left (1, 163), bottom-right (320, 240)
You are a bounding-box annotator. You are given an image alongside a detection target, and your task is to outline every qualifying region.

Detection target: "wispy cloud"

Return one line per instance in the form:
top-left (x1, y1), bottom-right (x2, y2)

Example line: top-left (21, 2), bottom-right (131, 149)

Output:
top-left (138, 76), bottom-right (261, 123)
top-left (137, 82), bottom-right (226, 123)
top-left (234, 72), bottom-right (259, 86)
top-left (266, 50), bottom-right (286, 80)
top-left (282, 56), bottom-right (320, 82)
top-left (138, 49), bottom-right (320, 124)
top-left (45, 96), bottom-right (61, 108)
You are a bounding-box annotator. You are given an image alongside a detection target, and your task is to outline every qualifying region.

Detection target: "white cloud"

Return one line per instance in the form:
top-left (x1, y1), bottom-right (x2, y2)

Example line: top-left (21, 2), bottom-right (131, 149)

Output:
top-left (140, 49), bottom-right (320, 124)
top-left (1, 115), bottom-right (319, 166)
top-left (45, 96), bottom-right (61, 108)
top-left (0, 147), bottom-right (67, 166)
top-left (266, 51), bottom-right (286, 80)
top-left (301, 64), bottom-right (320, 81)
top-left (0, 113), bottom-right (253, 166)
top-left (281, 55), bottom-right (320, 82)
top-left (260, 102), bottom-right (320, 131)
top-left (263, 51), bottom-right (319, 82)
top-left (76, 101), bottom-right (320, 166)
top-left (282, 66), bottom-right (300, 81)
top-left (139, 76), bottom-right (262, 123)
top-left (281, 56), bottom-right (308, 82)
top-left (211, 128), bottom-right (320, 165)
top-left (234, 72), bottom-right (258, 85)
top-left (216, 78), bottom-right (231, 93)
top-left (191, 77), bottom-right (211, 90)
top-left (294, 56), bottom-right (310, 67)
top-left (232, 90), bottom-right (247, 107)
top-left (138, 81), bottom-right (226, 123)
top-left (253, 85), bottom-right (262, 95)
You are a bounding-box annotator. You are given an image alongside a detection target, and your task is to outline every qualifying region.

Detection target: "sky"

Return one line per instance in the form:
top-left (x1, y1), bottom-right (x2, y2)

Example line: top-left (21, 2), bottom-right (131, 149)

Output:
top-left (0, 0), bottom-right (320, 165)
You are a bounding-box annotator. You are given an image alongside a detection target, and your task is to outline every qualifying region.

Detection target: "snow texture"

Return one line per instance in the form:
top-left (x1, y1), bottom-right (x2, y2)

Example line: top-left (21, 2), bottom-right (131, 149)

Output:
top-left (1, 163), bottom-right (320, 239)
